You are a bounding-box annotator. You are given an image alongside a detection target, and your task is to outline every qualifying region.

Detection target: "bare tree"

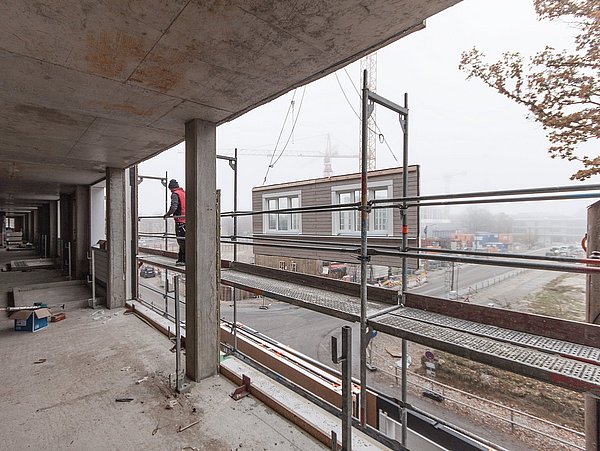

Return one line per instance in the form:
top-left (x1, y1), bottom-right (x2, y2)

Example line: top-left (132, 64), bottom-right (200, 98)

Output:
top-left (460, 0), bottom-right (599, 180)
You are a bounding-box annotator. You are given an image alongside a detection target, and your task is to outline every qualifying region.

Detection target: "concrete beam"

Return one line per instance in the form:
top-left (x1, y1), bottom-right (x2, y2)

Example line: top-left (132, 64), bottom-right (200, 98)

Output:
top-left (185, 119), bottom-right (218, 382)
top-left (106, 168), bottom-right (127, 309)
top-left (586, 200), bottom-right (600, 451)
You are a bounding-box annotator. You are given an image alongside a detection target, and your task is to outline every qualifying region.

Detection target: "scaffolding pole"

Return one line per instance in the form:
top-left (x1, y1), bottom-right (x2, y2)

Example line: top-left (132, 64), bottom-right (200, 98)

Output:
top-left (400, 92), bottom-right (409, 446)
top-left (359, 69), bottom-right (369, 428)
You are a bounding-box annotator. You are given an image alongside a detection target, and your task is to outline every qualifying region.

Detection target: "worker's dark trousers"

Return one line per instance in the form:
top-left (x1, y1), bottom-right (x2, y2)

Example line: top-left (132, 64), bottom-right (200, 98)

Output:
top-left (176, 223), bottom-right (185, 262)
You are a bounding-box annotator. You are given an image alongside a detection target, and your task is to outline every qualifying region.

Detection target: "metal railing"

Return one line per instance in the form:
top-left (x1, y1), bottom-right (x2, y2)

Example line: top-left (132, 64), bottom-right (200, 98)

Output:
top-left (131, 74), bottom-right (600, 451)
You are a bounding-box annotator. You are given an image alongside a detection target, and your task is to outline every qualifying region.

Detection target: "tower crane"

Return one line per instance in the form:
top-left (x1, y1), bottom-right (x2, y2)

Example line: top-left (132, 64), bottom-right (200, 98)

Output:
top-left (360, 53), bottom-right (377, 171)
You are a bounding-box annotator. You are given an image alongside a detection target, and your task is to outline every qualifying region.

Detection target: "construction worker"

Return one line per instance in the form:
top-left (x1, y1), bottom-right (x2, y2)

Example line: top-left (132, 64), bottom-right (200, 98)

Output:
top-left (163, 179), bottom-right (186, 266)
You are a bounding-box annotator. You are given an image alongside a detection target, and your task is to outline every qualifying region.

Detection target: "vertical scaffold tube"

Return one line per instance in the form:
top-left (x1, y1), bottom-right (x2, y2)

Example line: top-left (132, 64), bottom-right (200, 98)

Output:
top-left (233, 148), bottom-right (239, 351)
top-left (401, 92), bottom-right (409, 446)
top-left (360, 69), bottom-right (369, 428)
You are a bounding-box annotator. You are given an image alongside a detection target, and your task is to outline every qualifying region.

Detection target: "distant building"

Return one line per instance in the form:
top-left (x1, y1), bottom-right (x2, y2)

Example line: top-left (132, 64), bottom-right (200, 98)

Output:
top-left (251, 166), bottom-right (420, 279)
top-left (512, 216), bottom-right (586, 246)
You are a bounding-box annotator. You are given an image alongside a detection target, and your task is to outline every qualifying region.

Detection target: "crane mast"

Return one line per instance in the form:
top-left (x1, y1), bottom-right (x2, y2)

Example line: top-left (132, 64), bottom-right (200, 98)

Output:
top-left (359, 53), bottom-right (377, 171)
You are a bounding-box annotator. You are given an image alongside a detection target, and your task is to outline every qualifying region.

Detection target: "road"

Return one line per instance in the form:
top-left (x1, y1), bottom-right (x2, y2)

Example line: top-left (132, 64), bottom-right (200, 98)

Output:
top-left (135, 254), bottom-right (554, 450)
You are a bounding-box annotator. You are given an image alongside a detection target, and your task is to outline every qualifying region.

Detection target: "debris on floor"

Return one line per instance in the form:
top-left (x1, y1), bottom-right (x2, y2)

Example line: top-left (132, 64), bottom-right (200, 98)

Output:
top-left (177, 420), bottom-right (199, 432)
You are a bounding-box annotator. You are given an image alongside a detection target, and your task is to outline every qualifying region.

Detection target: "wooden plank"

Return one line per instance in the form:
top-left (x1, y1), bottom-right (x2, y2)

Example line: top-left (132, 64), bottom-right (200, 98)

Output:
top-left (405, 292), bottom-right (600, 349)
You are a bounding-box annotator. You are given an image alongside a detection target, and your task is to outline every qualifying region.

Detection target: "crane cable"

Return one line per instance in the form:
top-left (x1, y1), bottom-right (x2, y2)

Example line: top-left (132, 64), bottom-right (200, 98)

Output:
top-left (342, 67), bottom-right (398, 162)
top-left (263, 89), bottom-right (297, 184)
top-left (263, 86), bottom-right (307, 184)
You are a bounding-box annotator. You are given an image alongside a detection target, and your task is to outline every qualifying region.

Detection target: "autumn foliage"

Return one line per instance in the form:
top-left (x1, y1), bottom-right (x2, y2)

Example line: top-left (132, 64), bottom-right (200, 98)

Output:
top-left (459, 0), bottom-right (599, 180)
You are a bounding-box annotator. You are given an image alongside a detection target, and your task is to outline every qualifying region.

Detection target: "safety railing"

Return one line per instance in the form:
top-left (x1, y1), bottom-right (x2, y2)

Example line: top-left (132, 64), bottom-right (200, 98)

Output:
top-left (132, 72), bottom-right (600, 451)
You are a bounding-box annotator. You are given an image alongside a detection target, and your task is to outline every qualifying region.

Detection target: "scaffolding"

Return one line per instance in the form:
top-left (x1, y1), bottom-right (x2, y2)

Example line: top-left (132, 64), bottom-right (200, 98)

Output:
top-left (133, 71), bottom-right (600, 450)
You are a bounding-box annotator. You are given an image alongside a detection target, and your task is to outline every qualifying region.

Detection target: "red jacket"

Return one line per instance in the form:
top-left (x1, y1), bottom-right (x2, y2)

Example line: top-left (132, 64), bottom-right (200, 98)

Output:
top-left (173, 188), bottom-right (186, 224)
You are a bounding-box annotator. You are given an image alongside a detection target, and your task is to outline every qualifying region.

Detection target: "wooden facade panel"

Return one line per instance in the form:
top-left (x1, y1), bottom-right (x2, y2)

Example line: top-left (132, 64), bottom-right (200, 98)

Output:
top-left (252, 166), bottom-right (420, 264)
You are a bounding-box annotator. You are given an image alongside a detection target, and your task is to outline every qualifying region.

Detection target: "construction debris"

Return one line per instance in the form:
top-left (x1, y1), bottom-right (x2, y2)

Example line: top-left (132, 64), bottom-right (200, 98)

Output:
top-left (177, 420), bottom-right (200, 432)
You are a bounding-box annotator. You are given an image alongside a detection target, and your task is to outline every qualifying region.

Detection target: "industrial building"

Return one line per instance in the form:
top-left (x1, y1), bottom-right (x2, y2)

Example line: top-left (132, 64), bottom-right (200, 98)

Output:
top-left (1, 2), bottom-right (599, 451)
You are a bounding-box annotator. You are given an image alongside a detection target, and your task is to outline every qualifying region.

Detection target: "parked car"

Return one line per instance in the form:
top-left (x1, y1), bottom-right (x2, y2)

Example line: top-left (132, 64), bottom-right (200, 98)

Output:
top-left (140, 266), bottom-right (156, 278)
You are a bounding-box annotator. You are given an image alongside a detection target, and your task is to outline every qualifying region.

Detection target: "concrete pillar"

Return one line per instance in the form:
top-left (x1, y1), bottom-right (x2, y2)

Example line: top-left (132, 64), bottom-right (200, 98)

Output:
top-left (185, 119), bottom-right (219, 382)
top-left (106, 167), bottom-right (127, 309)
top-left (586, 201), bottom-right (600, 451)
top-left (22, 214), bottom-right (28, 242)
top-left (90, 184), bottom-right (106, 246)
top-left (33, 209), bottom-right (39, 252)
top-left (49, 201), bottom-right (57, 257)
top-left (129, 166), bottom-right (139, 300)
top-left (0, 212), bottom-right (5, 248)
top-left (74, 186), bottom-right (90, 279)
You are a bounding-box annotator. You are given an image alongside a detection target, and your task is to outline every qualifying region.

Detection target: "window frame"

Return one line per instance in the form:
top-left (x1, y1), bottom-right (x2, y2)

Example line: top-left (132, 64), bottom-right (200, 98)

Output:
top-left (331, 181), bottom-right (393, 236)
top-left (262, 190), bottom-right (302, 235)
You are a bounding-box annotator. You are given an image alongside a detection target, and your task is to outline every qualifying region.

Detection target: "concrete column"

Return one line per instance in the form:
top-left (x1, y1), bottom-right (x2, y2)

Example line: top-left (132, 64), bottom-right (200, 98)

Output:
top-left (74, 186), bottom-right (90, 279)
top-left (185, 119), bottom-right (218, 382)
top-left (106, 167), bottom-right (127, 309)
top-left (0, 213), bottom-right (5, 248)
top-left (90, 184), bottom-right (106, 246)
top-left (49, 201), bottom-right (57, 257)
top-left (22, 214), bottom-right (28, 242)
top-left (586, 200), bottom-right (600, 451)
top-left (33, 209), bottom-right (39, 252)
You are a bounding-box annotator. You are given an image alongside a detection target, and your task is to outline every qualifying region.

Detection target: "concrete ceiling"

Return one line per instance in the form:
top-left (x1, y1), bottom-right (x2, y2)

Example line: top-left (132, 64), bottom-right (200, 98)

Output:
top-left (0, 0), bottom-right (460, 210)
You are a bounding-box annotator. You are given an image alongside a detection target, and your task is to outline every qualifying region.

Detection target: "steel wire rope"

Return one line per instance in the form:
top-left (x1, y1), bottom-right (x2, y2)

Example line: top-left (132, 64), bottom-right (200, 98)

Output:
top-left (270, 85), bottom-right (307, 168)
top-left (262, 89), bottom-right (298, 184)
top-left (341, 67), bottom-right (399, 162)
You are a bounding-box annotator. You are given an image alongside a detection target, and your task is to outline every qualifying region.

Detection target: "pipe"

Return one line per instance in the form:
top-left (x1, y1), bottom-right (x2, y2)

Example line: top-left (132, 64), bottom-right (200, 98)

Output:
top-left (372, 249), bottom-right (600, 274)
top-left (174, 274), bottom-right (183, 393)
top-left (359, 68), bottom-right (369, 428)
top-left (400, 92), bottom-right (409, 447)
top-left (233, 147), bottom-right (239, 351)
top-left (370, 183), bottom-right (600, 205)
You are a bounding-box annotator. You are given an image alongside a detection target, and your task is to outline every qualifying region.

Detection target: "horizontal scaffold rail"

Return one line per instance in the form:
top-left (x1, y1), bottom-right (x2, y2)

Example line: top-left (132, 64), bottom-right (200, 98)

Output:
top-left (135, 255), bottom-right (600, 396)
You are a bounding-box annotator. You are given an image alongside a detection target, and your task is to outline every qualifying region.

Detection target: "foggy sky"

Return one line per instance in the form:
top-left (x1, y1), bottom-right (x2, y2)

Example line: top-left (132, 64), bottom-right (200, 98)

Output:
top-left (139, 0), bottom-right (595, 221)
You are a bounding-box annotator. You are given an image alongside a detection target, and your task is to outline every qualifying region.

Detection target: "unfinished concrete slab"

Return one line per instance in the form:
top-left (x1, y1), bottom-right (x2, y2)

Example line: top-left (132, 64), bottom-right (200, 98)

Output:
top-left (10, 258), bottom-right (56, 271)
top-left (0, 307), bottom-right (327, 450)
top-left (0, 0), bottom-right (460, 211)
top-left (12, 280), bottom-right (91, 309)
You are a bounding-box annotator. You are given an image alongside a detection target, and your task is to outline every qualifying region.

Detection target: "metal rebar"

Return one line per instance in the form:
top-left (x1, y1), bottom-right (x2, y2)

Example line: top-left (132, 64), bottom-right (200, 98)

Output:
top-left (359, 68), bottom-right (369, 429)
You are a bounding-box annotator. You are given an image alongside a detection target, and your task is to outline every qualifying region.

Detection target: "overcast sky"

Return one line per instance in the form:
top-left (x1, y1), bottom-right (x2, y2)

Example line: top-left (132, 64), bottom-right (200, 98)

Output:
top-left (139, 0), bottom-right (593, 220)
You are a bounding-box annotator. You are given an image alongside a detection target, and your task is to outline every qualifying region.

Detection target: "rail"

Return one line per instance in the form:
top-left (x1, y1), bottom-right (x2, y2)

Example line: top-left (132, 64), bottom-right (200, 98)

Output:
top-left (133, 74), bottom-right (600, 450)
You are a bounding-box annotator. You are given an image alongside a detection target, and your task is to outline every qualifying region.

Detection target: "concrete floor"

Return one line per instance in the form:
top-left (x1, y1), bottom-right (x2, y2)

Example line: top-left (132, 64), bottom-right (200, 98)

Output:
top-left (0, 307), bottom-right (325, 450)
top-left (0, 249), bottom-right (67, 308)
